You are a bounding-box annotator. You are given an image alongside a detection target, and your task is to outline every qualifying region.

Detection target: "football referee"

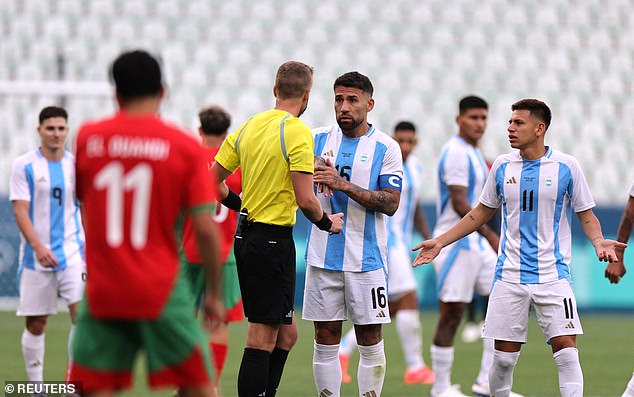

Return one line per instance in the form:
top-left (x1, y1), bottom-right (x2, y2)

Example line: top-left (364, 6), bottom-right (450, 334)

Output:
top-left (212, 61), bottom-right (343, 397)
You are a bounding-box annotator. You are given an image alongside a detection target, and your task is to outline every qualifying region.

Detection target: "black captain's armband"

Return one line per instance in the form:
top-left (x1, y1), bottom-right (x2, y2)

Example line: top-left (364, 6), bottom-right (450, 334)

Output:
top-left (221, 189), bottom-right (242, 212)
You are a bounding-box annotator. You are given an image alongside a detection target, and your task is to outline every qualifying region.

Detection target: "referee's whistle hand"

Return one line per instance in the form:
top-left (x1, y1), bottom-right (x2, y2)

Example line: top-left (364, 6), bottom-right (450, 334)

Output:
top-left (328, 212), bottom-right (344, 234)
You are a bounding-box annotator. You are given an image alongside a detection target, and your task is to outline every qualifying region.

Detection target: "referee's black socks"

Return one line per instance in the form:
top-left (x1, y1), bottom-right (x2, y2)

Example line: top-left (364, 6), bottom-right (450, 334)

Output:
top-left (238, 348), bottom-right (270, 397)
top-left (266, 347), bottom-right (290, 397)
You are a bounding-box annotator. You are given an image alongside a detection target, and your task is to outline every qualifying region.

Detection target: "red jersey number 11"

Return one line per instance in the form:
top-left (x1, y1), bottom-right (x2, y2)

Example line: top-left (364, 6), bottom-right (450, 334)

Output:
top-left (94, 162), bottom-right (152, 249)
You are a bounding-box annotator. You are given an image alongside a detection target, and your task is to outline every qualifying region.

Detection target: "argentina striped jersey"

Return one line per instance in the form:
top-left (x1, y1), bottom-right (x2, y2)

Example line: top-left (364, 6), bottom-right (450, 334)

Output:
top-left (434, 135), bottom-right (489, 249)
top-left (480, 147), bottom-right (595, 284)
top-left (388, 155), bottom-right (424, 248)
top-left (9, 148), bottom-right (85, 271)
top-left (305, 124), bottom-right (403, 272)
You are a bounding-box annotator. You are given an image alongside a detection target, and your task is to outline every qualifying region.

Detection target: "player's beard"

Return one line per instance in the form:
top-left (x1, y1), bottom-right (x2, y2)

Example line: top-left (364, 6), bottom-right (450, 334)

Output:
top-left (336, 116), bottom-right (363, 133)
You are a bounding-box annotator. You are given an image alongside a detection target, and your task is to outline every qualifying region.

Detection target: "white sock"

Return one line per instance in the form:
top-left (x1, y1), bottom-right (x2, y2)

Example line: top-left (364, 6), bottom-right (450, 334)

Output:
top-left (66, 324), bottom-right (76, 380)
top-left (340, 328), bottom-right (358, 357)
top-left (357, 340), bottom-right (386, 397)
top-left (553, 347), bottom-right (583, 397)
top-left (431, 344), bottom-right (453, 393)
top-left (395, 310), bottom-right (425, 369)
top-left (622, 372), bottom-right (634, 397)
top-left (489, 349), bottom-right (519, 397)
top-left (22, 329), bottom-right (45, 382)
top-left (476, 337), bottom-right (494, 385)
top-left (313, 341), bottom-right (341, 397)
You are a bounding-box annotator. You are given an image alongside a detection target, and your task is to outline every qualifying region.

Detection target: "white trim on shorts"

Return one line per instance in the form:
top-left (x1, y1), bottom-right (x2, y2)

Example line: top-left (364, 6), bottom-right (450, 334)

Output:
top-left (302, 265), bottom-right (391, 325)
top-left (17, 264), bottom-right (86, 316)
top-left (482, 278), bottom-right (583, 343)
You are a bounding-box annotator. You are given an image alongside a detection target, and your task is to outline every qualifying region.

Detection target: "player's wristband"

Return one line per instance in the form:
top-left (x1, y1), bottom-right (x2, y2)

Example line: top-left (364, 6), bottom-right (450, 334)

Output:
top-left (314, 211), bottom-right (332, 231)
top-left (221, 189), bottom-right (242, 212)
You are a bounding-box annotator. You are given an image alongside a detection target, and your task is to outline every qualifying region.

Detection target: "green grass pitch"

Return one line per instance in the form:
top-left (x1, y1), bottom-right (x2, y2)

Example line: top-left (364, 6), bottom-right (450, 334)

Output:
top-left (1, 310), bottom-right (632, 396)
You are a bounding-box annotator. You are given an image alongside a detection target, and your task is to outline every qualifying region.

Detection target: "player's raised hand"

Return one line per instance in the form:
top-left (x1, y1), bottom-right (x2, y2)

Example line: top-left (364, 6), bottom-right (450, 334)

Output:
top-left (203, 295), bottom-right (225, 332)
top-left (594, 239), bottom-right (627, 263)
top-left (411, 239), bottom-right (442, 267)
top-left (314, 158), bottom-right (347, 191)
top-left (314, 156), bottom-right (333, 197)
top-left (328, 212), bottom-right (344, 234)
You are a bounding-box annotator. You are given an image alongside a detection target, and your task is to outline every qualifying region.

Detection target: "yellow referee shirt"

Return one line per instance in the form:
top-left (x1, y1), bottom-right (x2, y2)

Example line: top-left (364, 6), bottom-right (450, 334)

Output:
top-left (215, 109), bottom-right (314, 226)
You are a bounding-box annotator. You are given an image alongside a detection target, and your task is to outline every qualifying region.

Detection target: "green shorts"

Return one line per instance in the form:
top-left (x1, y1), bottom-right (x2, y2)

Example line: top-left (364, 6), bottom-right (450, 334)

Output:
top-left (186, 247), bottom-right (243, 314)
top-left (222, 248), bottom-right (242, 310)
top-left (183, 262), bottom-right (206, 309)
top-left (69, 273), bottom-right (213, 393)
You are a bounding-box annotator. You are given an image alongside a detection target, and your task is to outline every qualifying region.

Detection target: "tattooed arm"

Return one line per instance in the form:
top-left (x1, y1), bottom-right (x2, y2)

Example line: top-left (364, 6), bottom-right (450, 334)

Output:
top-left (313, 161), bottom-right (399, 215)
top-left (342, 185), bottom-right (400, 216)
top-left (449, 185), bottom-right (499, 251)
top-left (577, 209), bottom-right (627, 264)
top-left (412, 203), bottom-right (497, 266)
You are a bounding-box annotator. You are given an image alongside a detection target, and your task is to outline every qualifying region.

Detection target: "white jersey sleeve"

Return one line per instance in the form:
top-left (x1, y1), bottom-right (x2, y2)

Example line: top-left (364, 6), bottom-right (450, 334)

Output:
top-left (380, 139), bottom-right (404, 181)
top-left (10, 156), bottom-right (31, 201)
top-left (568, 157), bottom-right (595, 212)
top-left (480, 155), bottom-right (507, 209)
top-left (441, 144), bottom-right (470, 188)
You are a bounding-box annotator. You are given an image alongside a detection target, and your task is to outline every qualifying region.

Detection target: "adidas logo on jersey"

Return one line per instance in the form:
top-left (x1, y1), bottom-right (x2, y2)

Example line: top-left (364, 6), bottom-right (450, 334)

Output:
top-left (506, 176), bottom-right (517, 184)
top-left (322, 149), bottom-right (334, 157)
top-left (319, 388), bottom-right (333, 397)
top-left (565, 321), bottom-right (575, 329)
top-left (376, 310), bottom-right (386, 318)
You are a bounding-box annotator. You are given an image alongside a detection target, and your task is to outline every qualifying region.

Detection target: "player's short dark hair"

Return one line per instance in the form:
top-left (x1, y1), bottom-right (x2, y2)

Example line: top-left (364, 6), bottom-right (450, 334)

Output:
top-left (39, 106), bottom-right (68, 124)
top-left (275, 61), bottom-right (313, 100)
top-left (512, 98), bottom-right (552, 131)
top-left (459, 95), bottom-right (488, 114)
top-left (334, 71), bottom-right (373, 97)
top-left (198, 105), bottom-right (231, 136)
top-left (110, 50), bottom-right (163, 100)
top-left (394, 121), bottom-right (416, 134)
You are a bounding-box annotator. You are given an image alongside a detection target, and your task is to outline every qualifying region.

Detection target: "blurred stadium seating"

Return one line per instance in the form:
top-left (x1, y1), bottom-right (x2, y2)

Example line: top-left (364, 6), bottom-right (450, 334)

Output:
top-left (0, 0), bottom-right (633, 204)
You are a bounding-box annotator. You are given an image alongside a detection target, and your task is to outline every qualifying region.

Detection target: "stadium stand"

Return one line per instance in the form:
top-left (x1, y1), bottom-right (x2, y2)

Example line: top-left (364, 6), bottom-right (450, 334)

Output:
top-left (0, 0), bottom-right (632, 207)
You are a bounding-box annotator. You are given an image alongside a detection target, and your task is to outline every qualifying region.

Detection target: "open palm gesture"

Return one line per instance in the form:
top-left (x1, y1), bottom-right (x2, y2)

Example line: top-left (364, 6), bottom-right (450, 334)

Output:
top-left (412, 239), bottom-right (443, 267)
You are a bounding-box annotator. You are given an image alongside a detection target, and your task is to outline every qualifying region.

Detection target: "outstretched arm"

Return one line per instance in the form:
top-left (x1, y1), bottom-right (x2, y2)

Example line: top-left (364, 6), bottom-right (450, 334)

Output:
top-left (448, 185), bottom-right (499, 251)
top-left (291, 171), bottom-right (343, 234)
top-left (412, 203), bottom-right (497, 267)
top-left (605, 195), bottom-right (634, 283)
top-left (577, 209), bottom-right (627, 266)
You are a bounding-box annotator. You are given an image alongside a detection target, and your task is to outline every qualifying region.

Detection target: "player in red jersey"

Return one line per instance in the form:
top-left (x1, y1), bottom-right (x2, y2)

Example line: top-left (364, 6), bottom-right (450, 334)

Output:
top-left (181, 105), bottom-right (244, 395)
top-left (69, 50), bottom-right (223, 397)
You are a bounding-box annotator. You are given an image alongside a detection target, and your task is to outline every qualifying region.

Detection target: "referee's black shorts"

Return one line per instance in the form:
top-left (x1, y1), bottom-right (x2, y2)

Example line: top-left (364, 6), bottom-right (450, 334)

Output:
top-left (234, 222), bottom-right (295, 325)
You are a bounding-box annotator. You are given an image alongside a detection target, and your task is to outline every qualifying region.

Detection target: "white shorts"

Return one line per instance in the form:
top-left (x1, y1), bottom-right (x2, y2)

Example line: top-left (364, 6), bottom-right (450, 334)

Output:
top-left (17, 265), bottom-right (86, 316)
top-left (302, 265), bottom-right (391, 325)
top-left (482, 279), bottom-right (583, 343)
top-left (387, 242), bottom-right (417, 299)
top-left (432, 240), bottom-right (496, 303)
